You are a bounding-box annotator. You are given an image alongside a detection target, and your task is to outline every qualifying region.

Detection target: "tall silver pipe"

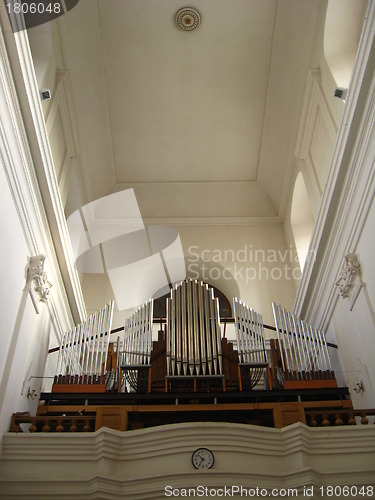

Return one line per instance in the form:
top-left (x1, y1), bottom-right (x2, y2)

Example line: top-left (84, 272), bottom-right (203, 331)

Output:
top-left (192, 280), bottom-right (200, 375)
top-left (166, 296), bottom-right (171, 376)
top-left (321, 330), bottom-right (332, 371)
top-left (67, 326), bottom-right (77, 375)
top-left (171, 289), bottom-right (176, 376)
top-left (147, 299), bottom-right (153, 365)
top-left (304, 322), bottom-right (314, 372)
top-left (57, 331), bottom-right (67, 375)
top-left (171, 288), bottom-right (176, 375)
top-left (176, 284), bottom-right (181, 375)
top-left (94, 307), bottom-right (105, 376)
top-left (214, 296), bottom-right (222, 374)
top-left (204, 283), bottom-right (212, 375)
top-left (307, 323), bottom-right (319, 371)
top-left (291, 314), bottom-right (307, 376)
top-left (182, 281), bottom-right (188, 375)
top-left (187, 279), bottom-right (194, 375)
top-left (198, 280), bottom-right (206, 375)
top-left (285, 311), bottom-right (301, 378)
top-left (281, 306), bottom-right (294, 374)
top-left (103, 300), bottom-right (114, 376)
top-left (98, 303), bottom-right (109, 379)
top-left (272, 302), bottom-right (287, 372)
top-left (209, 288), bottom-right (218, 375)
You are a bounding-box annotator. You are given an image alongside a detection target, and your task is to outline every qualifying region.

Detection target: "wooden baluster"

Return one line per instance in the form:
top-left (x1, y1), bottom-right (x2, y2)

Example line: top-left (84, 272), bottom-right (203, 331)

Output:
top-left (334, 413), bottom-right (344, 426)
top-left (29, 418), bottom-right (37, 433)
top-left (309, 414), bottom-right (318, 427)
top-left (360, 412), bottom-right (369, 425)
top-left (322, 413), bottom-right (330, 426)
top-left (347, 412), bottom-right (356, 425)
top-left (42, 420), bottom-right (51, 432)
top-left (56, 419), bottom-right (64, 432)
top-left (83, 419), bottom-right (91, 432)
top-left (69, 419), bottom-right (78, 432)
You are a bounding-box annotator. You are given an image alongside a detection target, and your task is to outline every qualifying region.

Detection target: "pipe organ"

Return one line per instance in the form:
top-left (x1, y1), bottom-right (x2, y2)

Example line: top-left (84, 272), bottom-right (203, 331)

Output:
top-left (272, 302), bottom-right (336, 389)
top-left (53, 301), bottom-right (114, 392)
top-left (233, 298), bottom-right (268, 389)
top-left (166, 280), bottom-right (222, 378)
top-left (117, 299), bottom-right (154, 392)
top-left (52, 285), bottom-right (337, 395)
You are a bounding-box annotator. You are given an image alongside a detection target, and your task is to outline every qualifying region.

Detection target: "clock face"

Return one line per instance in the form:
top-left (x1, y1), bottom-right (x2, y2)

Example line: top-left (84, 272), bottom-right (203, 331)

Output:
top-left (192, 448), bottom-right (214, 469)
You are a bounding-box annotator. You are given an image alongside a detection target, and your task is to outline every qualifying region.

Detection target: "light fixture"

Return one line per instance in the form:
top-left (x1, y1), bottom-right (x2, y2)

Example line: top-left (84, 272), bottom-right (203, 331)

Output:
top-left (176, 8), bottom-right (201, 32)
top-left (334, 87), bottom-right (348, 100)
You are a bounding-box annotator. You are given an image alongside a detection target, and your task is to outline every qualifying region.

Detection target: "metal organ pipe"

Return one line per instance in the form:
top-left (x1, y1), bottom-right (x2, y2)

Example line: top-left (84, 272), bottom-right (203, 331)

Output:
top-left (271, 302), bottom-right (334, 382)
top-left (118, 299), bottom-right (154, 391)
top-left (233, 298), bottom-right (268, 389)
top-left (55, 301), bottom-right (114, 384)
top-left (166, 280), bottom-right (222, 378)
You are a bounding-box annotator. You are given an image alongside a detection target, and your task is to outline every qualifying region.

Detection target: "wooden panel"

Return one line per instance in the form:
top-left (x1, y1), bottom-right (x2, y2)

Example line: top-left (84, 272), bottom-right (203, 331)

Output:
top-left (95, 407), bottom-right (128, 431)
top-left (36, 400), bottom-right (353, 416)
top-left (273, 402), bottom-right (306, 428)
top-left (221, 338), bottom-right (239, 390)
top-left (52, 383), bottom-right (106, 393)
top-left (284, 379), bottom-right (337, 390)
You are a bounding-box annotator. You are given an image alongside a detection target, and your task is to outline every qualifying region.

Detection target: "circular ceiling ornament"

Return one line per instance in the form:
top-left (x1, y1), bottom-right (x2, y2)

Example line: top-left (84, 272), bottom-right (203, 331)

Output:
top-left (176, 8), bottom-right (201, 32)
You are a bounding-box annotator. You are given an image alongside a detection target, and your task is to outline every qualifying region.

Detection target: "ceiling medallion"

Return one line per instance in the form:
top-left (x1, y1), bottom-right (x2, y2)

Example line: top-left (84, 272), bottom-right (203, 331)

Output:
top-left (176, 8), bottom-right (201, 32)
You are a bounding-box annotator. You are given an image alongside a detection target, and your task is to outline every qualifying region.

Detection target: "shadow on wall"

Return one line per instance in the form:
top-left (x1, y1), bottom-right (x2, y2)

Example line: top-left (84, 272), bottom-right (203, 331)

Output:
top-left (291, 172), bottom-right (315, 271)
top-left (185, 259), bottom-right (241, 309)
top-left (324, 0), bottom-right (367, 87)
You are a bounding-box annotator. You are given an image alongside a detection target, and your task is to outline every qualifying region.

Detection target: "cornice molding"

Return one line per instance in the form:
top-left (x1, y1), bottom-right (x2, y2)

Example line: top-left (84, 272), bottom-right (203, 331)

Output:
top-left (6, 14), bottom-right (87, 323)
top-left (0, 423), bottom-right (374, 498)
top-left (0, 15), bottom-right (74, 338)
top-left (142, 216), bottom-right (283, 227)
top-left (294, 0), bottom-right (375, 329)
top-left (0, 8), bottom-right (86, 331)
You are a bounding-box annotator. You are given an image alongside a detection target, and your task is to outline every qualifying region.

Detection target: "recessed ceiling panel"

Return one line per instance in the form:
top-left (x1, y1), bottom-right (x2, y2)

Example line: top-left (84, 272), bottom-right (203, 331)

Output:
top-left (98, 0), bottom-right (276, 183)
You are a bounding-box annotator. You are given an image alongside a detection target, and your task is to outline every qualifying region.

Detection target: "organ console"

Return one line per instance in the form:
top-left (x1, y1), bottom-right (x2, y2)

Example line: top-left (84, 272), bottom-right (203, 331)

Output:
top-left (51, 280), bottom-right (337, 395)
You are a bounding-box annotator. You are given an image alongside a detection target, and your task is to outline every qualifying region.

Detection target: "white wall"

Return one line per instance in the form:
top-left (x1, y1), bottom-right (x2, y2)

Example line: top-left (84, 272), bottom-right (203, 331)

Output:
top-left (327, 193), bottom-right (375, 408)
top-left (0, 159), bottom-right (52, 440)
top-left (293, 1), bottom-right (375, 408)
top-left (0, 9), bottom-right (80, 443)
top-left (178, 223), bottom-right (298, 327)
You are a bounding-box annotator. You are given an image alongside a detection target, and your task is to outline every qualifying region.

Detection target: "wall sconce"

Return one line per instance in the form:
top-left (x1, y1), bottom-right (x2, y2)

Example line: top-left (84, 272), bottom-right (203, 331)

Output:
top-left (335, 253), bottom-right (365, 310)
top-left (25, 255), bottom-right (52, 314)
top-left (27, 388), bottom-right (38, 399)
top-left (334, 87), bottom-right (348, 100)
top-left (353, 381), bottom-right (364, 393)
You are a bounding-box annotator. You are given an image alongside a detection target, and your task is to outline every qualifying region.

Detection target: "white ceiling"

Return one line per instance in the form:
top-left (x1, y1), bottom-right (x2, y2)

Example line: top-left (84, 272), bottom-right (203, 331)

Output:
top-left (61, 0), bottom-right (318, 221)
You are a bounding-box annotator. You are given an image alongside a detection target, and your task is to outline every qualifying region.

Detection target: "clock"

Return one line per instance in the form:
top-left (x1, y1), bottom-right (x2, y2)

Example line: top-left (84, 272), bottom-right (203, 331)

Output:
top-left (192, 448), bottom-right (214, 469)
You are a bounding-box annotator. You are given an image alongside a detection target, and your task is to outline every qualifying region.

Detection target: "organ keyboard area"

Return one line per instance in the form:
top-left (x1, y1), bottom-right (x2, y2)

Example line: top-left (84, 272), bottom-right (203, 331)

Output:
top-left (52, 279), bottom-right (337, 396)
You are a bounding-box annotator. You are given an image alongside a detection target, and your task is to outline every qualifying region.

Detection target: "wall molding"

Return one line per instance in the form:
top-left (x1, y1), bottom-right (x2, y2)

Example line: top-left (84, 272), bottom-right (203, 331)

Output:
top-left (294, 69), bottom-right (338, 219)
top-left (143, 215), bottom-right (283, 227)
top-left (0, 423), bottom-right (374, 499)
top-left (0, 16), bottom-right (75, 340)
top-left (0, 3), bottom-right (87, 325)
top-left (293, 0), bottom-right (375, 331)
